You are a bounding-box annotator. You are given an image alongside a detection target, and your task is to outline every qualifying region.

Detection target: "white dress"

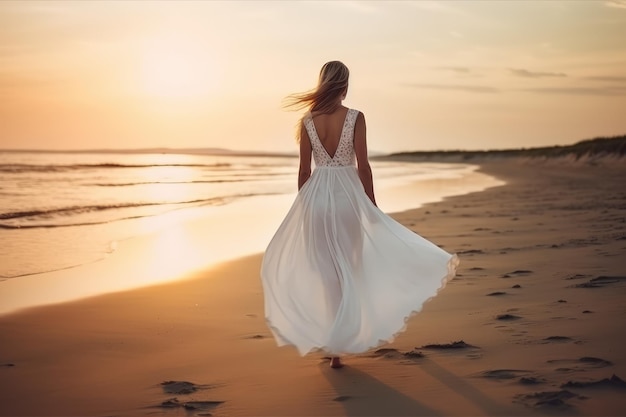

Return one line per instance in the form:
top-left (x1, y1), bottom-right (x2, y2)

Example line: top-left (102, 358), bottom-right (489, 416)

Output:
top-left (261, 108), bottom-right (459, 356)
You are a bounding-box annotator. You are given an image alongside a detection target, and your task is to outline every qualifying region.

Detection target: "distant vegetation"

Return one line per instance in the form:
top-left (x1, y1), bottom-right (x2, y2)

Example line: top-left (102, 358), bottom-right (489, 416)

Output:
top-left (383, 135), bottom-right (626, 161)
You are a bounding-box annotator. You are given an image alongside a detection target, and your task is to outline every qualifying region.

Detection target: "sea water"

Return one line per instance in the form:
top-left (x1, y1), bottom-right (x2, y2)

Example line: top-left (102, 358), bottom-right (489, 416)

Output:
top-left (0, 151), bottom-right (502, 314)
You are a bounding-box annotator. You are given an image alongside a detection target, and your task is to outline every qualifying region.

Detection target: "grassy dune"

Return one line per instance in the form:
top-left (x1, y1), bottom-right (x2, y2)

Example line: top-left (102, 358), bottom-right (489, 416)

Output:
top-left (383, 135), bottom-right (626, 161)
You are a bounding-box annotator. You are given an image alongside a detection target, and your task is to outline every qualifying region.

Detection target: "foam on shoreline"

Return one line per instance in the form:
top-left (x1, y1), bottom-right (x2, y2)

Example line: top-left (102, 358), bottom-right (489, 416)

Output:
top-left (0, 163), bottom-right (502, 316)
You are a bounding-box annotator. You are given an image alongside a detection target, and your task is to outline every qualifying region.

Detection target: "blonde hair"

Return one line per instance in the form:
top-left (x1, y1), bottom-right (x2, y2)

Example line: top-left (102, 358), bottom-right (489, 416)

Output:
top-left (284, 61), bottom-right (350, 140)
top-left (285, 61), bottom-right (350, 112)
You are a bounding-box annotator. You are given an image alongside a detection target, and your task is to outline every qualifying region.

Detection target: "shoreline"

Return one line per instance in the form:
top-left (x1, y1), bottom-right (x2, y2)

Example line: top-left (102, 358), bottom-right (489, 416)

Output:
top-left (0, 158), bottom-right (625, 416)
top-left (0, 162), bottom-right (501, 317)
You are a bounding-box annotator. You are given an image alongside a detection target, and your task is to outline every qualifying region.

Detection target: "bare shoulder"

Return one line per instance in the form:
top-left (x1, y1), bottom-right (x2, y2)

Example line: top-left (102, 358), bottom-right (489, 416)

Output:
top-left (354, 110), bottom-right (366, 127)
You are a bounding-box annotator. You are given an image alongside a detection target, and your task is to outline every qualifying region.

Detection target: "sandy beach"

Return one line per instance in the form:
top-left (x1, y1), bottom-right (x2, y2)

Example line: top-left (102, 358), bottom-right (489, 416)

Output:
top-left (1, 157), bottom-right (625, 416)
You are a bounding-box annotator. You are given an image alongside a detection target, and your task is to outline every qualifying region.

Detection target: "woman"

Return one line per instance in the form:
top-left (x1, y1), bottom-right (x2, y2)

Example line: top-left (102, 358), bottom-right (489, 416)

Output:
top-left (261, 61), bottom-right (458, 369)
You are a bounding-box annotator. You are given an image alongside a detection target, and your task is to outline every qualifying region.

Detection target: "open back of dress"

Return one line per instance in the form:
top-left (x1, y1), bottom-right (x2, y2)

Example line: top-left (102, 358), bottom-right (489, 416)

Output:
top-left (261, 108), bottom-right (458, 355)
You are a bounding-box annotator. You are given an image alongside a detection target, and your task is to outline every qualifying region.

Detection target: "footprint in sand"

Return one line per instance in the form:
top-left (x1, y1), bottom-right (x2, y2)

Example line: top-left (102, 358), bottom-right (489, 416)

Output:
top-left (161, 380), bottom-right (214, 395)
top-left (365, 342), bottom-right (479, 363)
top-left (519, 376), bottom-right (546, 385)
top-left (495, 314), bottom-right (522, 321)
top-left (243, 334), bottom-right (268, 339)
top-left (547, 356), bottom-right (613, 372)
top-left (513, 390), bottom-right (586, 410)
top-left (333, 395), bottom-right (352, 402)
top-left (457, 249), bottom-right (484, 255)
top-left (573, 275), bottom-right (626, 289)
top-left (156, 397), bottom-right (225, 411)
top-left (157, 381), bottom-right (223, 413)
top-left (516, 335), bottom-right (581, 346)
top-left (477, 370), bottom-right (547, 385)
top-left (564, 273), bottom-right (592, 281)
top-left (501, 270), bottom-right (533, 278)
top-left (549, 316), bottom-right (578, 321)
top-left (183, 400), bottom-right (225, 411)
top-left (419, 340), bottom-right (477, 350)
top-left (421, 341), bottom-right (481, 358)
top-left (402, 350), bottom-right (426, 359)
top-left (477, 369), bottom-right (532, 380)
top-left (543, 336), bottom-right (573, 342)
top-left (561, 374), bottom-right (626, 389)
top-left (364, 348), bottom-right (425, 361)
top-left (366, 348), bottom-right (403, 359)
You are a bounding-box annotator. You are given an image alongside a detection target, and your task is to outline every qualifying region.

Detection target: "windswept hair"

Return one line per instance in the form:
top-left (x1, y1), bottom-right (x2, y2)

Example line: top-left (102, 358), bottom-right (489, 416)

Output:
top-left (285, 61), bottom-right (350, 113)
top-left (284, 61), bottom-right (350, 141)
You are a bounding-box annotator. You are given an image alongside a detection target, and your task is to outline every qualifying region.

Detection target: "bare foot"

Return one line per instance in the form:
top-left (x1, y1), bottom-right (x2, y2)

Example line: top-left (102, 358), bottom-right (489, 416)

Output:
top-left (330, 357), bottom-right (344, 369)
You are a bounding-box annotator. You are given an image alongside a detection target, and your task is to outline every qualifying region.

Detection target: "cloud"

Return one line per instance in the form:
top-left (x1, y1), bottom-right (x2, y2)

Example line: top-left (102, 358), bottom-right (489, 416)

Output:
top-left (438, 66), bottom-right (472, 74)
top-left (406, 83), bottom-right (499, 93)
top-left (435, 67), bottom-right (485, 78)
top-left (520, 87), bottom-right (626, 96)
top-left (407, 81), bottom-right (626, 96)
top-left (584, 76), bottom-right (626, 83)
top-left (509, 69), bottom-right (567, 78)
top-left (605, 0), bottom-right (626, 9)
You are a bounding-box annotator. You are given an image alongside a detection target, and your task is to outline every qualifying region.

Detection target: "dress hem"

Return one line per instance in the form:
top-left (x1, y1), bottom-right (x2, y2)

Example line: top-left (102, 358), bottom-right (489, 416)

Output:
top-left (265, 253), bottom-right (460, 357)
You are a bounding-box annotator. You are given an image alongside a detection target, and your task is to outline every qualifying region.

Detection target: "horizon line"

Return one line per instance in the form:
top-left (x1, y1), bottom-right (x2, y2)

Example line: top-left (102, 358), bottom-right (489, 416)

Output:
top-left (0, 133), bottom-right (624, 156)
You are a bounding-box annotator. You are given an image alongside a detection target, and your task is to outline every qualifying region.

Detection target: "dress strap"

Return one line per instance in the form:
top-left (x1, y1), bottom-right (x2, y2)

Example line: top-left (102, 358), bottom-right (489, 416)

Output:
top-left (302, 111), bottom-right (317, 145)
top-left (345, 109), bottom-right (358, 139)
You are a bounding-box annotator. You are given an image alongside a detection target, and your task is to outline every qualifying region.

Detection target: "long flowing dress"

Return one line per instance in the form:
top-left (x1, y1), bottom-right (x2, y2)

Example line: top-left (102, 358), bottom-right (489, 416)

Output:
top-left (261, 108), bottom-right (459, 356)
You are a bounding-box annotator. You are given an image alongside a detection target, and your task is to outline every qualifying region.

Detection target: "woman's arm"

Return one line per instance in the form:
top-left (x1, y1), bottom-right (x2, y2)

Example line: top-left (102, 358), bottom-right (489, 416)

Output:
top-left (354, 112), bottom-right (377, 206)
top-left (298, 121), bottom-right (312, 190)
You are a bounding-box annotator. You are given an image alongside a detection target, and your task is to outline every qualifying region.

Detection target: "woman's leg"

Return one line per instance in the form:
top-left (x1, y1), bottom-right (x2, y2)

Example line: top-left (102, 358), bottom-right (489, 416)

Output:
top-left (330, 356), bottom-right (343, 368)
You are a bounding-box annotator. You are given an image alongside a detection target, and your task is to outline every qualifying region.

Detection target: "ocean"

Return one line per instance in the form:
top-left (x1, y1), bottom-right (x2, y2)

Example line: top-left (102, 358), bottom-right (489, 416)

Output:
top-left (0, 151), bottom-right (299, 279)
top-left (0, 150), bottom-right (502, 314)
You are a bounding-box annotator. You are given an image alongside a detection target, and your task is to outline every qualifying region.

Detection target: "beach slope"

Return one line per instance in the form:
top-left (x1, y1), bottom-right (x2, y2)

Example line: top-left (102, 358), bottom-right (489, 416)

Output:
top-left (0, 157), bottom-right (625, 416)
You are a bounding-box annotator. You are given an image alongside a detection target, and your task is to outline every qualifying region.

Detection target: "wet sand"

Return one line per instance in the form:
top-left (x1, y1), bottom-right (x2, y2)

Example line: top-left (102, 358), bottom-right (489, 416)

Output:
top-left (0, 157), bottom-right (625, 416)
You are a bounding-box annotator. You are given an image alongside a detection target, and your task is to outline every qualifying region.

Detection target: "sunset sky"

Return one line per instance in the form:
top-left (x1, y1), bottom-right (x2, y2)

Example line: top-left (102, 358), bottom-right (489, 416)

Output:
top-left (1, 0), bottom-right (625, 153)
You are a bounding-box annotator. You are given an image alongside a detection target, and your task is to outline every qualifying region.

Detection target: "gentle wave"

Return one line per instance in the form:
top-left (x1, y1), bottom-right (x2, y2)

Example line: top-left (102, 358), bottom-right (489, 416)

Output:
top-left (0, 212), bottom-right (189, 230)
top-left (0, 198), bottom-right (224, 221)
top-left (88, 178), bottom-right (267, 187)
top-left (0, 162), bottom-right (233, 173)
top-left (0, 193), bottom-right (279, 229)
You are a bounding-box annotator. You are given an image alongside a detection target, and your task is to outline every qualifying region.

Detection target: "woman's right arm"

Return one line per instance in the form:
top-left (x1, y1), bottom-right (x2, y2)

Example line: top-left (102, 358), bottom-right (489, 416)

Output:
top-left (298, 121), bottom-right (312, 190)
top-left (354, 112), bottom-right (377, 206)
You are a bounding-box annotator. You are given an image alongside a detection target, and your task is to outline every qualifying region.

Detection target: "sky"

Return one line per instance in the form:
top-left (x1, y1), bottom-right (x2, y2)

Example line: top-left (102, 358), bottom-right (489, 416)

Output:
top-left (1, 0), bottom-right (625, 153)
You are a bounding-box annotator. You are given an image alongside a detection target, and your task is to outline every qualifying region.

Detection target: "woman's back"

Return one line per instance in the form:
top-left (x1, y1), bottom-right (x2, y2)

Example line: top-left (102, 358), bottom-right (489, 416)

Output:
top-left (310, 106), bottom-right (350, 158)
top-left (304, 108), bottom-right (359, 168)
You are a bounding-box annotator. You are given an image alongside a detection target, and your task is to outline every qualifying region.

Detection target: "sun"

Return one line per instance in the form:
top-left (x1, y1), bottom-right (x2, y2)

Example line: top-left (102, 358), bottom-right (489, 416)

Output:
top-left (139, 35), bottom-right (218, 99)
